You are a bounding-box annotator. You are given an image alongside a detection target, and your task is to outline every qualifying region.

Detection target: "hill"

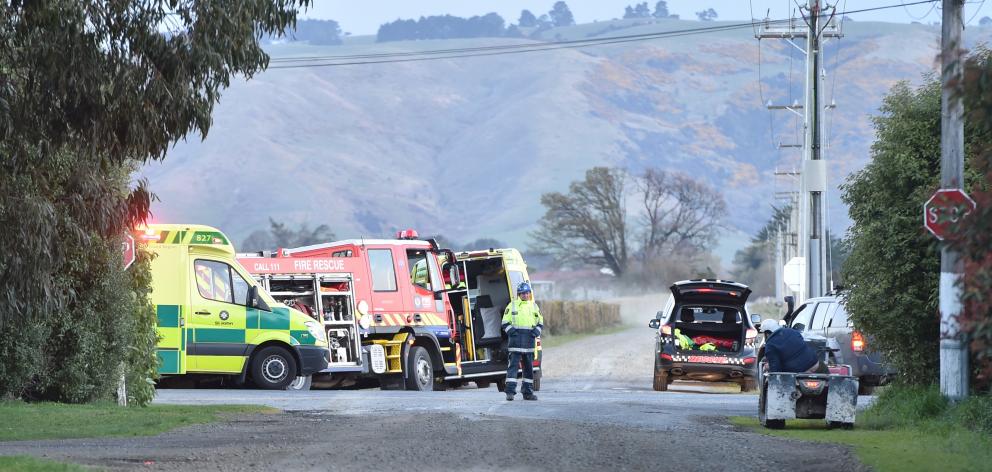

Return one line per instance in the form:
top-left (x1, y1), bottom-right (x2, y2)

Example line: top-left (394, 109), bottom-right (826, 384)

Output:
top-left (140, 18), bottom-right (985, 256)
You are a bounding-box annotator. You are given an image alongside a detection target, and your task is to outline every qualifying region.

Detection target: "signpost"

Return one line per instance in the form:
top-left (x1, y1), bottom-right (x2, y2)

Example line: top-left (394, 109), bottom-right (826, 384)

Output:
top-left (122, 234), bottom-right (136, 270)
top-left (924, 188), bottom-right (976, 241)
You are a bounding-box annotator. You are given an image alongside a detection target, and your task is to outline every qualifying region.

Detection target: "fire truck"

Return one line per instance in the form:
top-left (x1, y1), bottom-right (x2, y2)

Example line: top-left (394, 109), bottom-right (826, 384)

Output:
top-left (237, 230), bottom-right (541, 391)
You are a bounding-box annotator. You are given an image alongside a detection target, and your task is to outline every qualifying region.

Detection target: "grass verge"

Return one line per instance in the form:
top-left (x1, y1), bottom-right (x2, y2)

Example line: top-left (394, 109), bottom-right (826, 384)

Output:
top-left (0, 455), bottom-right (89, 471)
top-left (0, 401), bottom-right (276, 442)
top-left (731, 385), bottom-right (992, 472)
top-left (541, 323), bottom-right (630, 348)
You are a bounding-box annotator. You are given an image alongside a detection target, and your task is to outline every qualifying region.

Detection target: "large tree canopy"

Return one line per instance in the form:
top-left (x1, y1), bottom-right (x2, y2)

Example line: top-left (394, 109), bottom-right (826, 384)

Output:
top-left (0, 0), bottom-right (309, 404)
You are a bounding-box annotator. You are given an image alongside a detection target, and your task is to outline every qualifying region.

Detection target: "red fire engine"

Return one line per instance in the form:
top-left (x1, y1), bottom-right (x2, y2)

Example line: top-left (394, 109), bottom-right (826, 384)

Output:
top-left (237, 229), bottom-right (541, 391)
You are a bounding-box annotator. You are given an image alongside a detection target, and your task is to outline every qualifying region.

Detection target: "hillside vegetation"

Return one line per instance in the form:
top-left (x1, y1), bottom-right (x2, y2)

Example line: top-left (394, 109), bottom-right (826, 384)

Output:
top-left (141, 18), bottom-right (984, 248)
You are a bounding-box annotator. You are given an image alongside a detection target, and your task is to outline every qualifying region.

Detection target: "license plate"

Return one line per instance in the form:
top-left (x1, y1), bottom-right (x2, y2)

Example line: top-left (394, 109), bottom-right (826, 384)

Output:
top-left (687, 355), bottom-right (728, 364)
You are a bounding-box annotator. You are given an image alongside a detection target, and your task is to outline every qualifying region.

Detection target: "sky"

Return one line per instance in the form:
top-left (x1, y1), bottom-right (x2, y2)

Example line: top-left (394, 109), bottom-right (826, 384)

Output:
top-left (302, 1), bottom-right (984, 36)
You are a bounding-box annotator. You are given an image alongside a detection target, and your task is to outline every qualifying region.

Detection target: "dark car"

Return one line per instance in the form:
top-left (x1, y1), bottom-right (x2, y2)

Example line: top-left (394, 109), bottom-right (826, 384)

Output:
top-left (649, 280), bottom-right (761, 392)
top-left (778, 293), bottom-right (895, 395)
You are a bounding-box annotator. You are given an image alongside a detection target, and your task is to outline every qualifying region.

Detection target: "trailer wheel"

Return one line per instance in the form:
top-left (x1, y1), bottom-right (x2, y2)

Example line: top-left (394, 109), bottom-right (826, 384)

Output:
top-left (858, 383), bottom-right (876, 395)
top-left (404, 346), bottom-right (434, 391)
top-left (740, 377), bottom-right (757, 393)
top-left (250, 346), bottom-right (297, 390)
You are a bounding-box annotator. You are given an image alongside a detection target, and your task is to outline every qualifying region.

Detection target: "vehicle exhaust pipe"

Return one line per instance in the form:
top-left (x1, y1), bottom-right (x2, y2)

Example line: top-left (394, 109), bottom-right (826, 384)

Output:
top-left (670, 368), bottom-right (684, 376)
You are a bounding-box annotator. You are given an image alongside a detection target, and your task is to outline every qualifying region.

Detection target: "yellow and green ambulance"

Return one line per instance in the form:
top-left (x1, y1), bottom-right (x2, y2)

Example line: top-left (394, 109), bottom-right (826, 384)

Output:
top-left (142, 224), bottom-right (329, 389)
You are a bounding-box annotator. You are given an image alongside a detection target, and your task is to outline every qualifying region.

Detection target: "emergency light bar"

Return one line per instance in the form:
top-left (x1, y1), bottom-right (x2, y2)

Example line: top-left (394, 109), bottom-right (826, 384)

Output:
top-left (397, 229), bottom-right (419, 240)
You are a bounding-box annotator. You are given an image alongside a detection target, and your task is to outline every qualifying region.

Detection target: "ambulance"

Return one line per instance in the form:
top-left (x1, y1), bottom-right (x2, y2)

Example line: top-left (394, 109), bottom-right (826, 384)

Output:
top-left (142, 224), bottom-right (329, 389)
top-left (237, 230), bottom-right (542, 391)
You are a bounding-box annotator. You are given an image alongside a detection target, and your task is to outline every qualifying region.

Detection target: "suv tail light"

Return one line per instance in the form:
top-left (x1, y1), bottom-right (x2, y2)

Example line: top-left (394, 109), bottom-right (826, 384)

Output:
top-left (661, 325), bottom-right (672, 335)
top-left (851, 331), bottom-right (865, 352)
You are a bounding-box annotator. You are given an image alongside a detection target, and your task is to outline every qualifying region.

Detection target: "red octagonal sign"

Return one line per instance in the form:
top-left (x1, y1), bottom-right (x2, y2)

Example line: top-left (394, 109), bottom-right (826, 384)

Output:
top-left (122, 234), bottom-right (136, 270)
top-left (924, 188), bottom-right (977, 240)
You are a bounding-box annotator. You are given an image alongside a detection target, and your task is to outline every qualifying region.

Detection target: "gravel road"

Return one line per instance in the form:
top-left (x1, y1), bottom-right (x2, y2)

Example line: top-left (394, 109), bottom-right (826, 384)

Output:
top-left (0, 296), bottom-right (869, 471)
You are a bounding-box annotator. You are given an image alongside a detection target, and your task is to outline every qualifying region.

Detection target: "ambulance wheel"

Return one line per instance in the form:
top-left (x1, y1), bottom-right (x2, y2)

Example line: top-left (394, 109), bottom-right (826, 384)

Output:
top-left (404, 346), bottom-right (434, 391)
top-left (251, 346), bottom-right (297, 390)
top-left (285, 375), bottom-right (312, 391)
top-left (475, 380), bottom-right (492, 389)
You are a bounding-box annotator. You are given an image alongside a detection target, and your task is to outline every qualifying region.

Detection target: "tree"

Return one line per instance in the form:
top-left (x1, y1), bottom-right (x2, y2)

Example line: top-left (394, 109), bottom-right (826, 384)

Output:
top-left (638, 169), bottom-right (726, 259)
top-left (376, 13), bottom-right (507, 42)
top-left (624, 3), bottom-right (652, 19)
top-left (519, 9), bottom-right (538, 27)
top-left (730, 206), bottom-right (791, 297)
top-left (532, 168), bottom-right (629, 277)
top-left (532, 167), bottom-right (726, 278)
top-left (0, 0), bottom-right (307, 405)
top-left (981, 16), bottom-right (992, 27)
top-left (841, 76), bottom-right (988, 385)
top-left (549, 1), bottom-right (576, 27)
top-left (653, 1), bottom-right (670, 18)
top-left (696, 8), bottom-right (718, 21)
top-left (283, 19), bottom-right (343, 45)
top-left (241, 218), bottom-right (336, 252)
top-left (952, 51), bottom-right (992, 389)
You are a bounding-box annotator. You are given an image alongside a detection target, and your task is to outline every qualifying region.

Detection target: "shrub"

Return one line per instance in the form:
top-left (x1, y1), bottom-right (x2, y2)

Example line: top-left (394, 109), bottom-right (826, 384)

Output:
top-left (538, 300), bottom-right (621, 335)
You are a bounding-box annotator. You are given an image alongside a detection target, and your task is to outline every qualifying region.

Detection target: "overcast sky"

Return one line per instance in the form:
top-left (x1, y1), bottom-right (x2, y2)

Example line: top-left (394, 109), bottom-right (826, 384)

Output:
top-left (302, 1), bottom-right (980, 36)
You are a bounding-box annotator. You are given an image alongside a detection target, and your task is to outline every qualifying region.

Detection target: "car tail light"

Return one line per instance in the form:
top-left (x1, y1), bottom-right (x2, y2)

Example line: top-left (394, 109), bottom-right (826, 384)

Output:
top-left (660, 353), bottom-right (673, 361)
top-left (851, 331), bottom-right (865, 352)
top-left (661, 325), bottom-right (672, 335)
top-left (743, 357), bottom-right (755, 365)
top-left (745, 328), bottom-right (757, 340)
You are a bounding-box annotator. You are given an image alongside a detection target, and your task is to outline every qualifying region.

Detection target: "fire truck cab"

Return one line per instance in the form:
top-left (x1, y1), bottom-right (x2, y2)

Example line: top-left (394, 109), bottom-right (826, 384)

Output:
top-left (237, 230), bottom-right (541, 391)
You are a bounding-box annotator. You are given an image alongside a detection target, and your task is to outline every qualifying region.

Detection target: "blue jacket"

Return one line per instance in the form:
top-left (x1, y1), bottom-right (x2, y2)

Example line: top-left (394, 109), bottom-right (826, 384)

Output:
top-left (764, 328), bottom-right (818, 373)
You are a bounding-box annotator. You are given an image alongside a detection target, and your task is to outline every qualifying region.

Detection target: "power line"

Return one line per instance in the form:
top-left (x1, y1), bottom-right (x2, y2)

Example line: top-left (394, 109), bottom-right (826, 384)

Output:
top-left (266, 1), bottom-right (937, 69)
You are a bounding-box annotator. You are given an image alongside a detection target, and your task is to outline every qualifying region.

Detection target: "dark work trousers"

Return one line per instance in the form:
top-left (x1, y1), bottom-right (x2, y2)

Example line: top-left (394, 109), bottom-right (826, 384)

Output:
top-left (505, 350), bottom-right (535, 395)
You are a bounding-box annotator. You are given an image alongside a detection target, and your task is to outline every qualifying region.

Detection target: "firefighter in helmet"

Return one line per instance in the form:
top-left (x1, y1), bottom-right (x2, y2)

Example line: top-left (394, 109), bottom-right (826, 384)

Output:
top-left (502, 282), bottom-right (543, 401)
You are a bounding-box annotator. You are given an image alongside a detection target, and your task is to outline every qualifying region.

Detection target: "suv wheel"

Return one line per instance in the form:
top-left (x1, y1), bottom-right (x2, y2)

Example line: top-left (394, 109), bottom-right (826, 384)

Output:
top-left (653, 357), bottom-right (669, 392)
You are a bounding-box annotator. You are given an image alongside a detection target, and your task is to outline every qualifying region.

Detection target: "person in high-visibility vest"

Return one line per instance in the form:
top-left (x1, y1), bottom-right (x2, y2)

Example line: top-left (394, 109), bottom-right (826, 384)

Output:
top-left (501, 282), bottom-right (543, 401)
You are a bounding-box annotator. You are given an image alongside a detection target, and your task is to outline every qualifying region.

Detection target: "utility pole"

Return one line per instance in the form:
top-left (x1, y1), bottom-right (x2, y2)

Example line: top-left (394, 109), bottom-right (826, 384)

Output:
top-left (939, 0), bottom-right (968, 400)
top-left (757, 2), bottom-right (840, 302)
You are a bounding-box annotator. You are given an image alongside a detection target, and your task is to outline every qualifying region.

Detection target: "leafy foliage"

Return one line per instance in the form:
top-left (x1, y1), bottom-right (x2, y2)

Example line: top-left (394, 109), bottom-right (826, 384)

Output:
top-left (518, 9), bottom-right (538, 27)
top-left (376, 13), bottom-right (507, 42)
top-left (241, 218), bottom-right (335, 252)
top-left (696, 8), bottom-right (718, 21)
top-left (624, 3), bottom-right (652, 19)
top-left (549, 1), bottom-right (575, 27)
top-left (653, 1), bottom-right (670, 18)
top-left (731, 206), bottom-right (791, 297)
top-left (0, 0), bottom-right (308, 404)
top-left (953, 52), bottom-right (992, 391)
top-left (841, 77), bottom-right (988, 385)
top-left (277, 19), bottom-right (343, 45)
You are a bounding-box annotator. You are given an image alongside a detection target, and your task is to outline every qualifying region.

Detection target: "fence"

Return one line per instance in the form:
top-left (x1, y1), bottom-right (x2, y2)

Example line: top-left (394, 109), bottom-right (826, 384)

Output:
top-left (537, 300), bottom-right (621, 335)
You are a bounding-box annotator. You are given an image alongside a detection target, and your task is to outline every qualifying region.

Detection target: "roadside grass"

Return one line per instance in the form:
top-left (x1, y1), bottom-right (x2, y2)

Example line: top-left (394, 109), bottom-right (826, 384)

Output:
top-left (542, 323), bottom-right (630, 348)
top-left (732, 385), bottom-right (992, 471)
top-left (0, 455), bottom-right (90, 471)
top-left (0, 401), bottom-right (277, 442)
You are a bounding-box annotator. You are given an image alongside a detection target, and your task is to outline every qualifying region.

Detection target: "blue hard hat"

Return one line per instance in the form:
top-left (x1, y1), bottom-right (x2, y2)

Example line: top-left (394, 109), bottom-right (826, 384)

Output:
top-left (516, 282), bottom-right (532, 294)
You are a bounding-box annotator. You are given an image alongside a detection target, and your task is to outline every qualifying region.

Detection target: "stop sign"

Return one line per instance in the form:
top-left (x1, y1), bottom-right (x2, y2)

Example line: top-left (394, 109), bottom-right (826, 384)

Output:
top-left (122, 234), bottom-right (136, 270)
top-left (924, 188), bottom-right (977, 240)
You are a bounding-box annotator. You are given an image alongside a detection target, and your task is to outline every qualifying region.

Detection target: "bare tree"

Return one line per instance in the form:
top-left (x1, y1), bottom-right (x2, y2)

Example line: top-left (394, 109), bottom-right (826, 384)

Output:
top-left (638, 169), bottom-right (727, 259)
top-left (532, 167), bottom-right (726, 278)
top-left (531, 167), bottom-right (629, 277)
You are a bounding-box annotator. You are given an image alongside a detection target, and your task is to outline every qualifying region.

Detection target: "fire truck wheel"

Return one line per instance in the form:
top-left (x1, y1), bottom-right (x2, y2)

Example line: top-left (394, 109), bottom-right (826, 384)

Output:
top-left (475, 380), bottom-right (492, 389)
top-left (404, 346), bottom-right (434, 391)
top-left (250, 346), bottom-right (298, 390)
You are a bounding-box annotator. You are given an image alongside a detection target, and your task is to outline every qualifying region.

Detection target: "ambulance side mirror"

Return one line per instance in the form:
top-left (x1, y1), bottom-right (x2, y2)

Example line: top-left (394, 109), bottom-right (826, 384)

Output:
top-left (247, 285), bottom-right (271, 312)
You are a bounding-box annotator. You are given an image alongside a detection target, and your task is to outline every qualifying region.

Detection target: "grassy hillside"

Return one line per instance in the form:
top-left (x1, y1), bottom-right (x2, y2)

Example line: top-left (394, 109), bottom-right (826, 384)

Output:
top-left (140, 18), bottom-right (985, 252)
